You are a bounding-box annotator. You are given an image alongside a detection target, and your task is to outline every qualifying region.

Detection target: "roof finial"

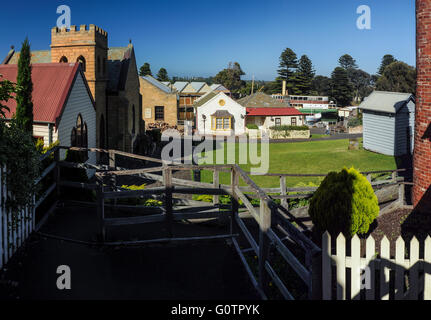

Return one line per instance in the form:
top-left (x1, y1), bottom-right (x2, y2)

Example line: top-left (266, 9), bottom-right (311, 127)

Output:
top-left (11, 45), bottom-right (14, 50)
top-left (129, 38), bottom-right (132, 44)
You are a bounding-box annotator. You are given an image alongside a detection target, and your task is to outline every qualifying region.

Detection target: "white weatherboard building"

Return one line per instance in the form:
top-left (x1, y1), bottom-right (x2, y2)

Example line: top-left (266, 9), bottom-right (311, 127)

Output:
top-left (0, 63), bottom-right (96, 165)
top-left (360, 91), bottom-right (415, 156)
top-left (195, 92), bottom-right (246, 135)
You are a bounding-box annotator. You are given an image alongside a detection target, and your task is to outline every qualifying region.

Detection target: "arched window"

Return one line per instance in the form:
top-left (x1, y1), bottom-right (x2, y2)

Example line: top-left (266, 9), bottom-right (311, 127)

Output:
top-left (76, 114), bottom-right (83, 147)
top-left (71, 127), bottom-right (77, 146)
top-left (77, 56), bottom-right (86, 72)
top-left (132, 105), bottom-right (136, 134)
top-left (82, 122), bottom-right (88, 148)
top-left (60, 56), bottom-right (68, 63)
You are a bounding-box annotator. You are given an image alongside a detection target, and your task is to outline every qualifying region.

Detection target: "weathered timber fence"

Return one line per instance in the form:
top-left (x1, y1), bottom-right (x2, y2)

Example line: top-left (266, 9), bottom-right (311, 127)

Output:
top-left (322, 232), bottom-right (431, 300)
top-left (55, 146), bottom-right (322, 300)
top-left (0, 146), bottom-right (59, 270)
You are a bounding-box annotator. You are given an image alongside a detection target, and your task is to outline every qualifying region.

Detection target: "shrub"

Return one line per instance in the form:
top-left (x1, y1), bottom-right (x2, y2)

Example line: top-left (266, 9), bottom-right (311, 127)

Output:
top-left (270, 125), bottom-right (309, 131)
top-left (246, 123), bottom-right (259, 130)
top-left (309, 167), bottom-right (379, 236)
top-left (347, 117), bottom-right (362, 128)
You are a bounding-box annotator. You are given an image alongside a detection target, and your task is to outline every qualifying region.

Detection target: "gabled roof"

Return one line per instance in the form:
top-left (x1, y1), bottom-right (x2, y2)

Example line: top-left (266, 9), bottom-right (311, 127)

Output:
top-left (190, 82), bottom-right (205, 92)
top-left (211, 84), bottom-right (229, 92)
top-left (238, 92), bottom-right (290, 108)
top-left (211, 110), bottom-right (233, 117)
top-left (0, 63), bottom-right (94, 125)
top-left (2, 49), bottom-right (52, 65)
top-left (246, 107), bottom-right (304, 116)
top-left (172, 81), bottom-right (188, 93)
top-left (194, 91), bottom-right (219, 107)
top-left (141, 75), bottom-right (174, 94)
top-left (107, 45), bottom-right (134, 92)
top-left (359, 91), bottom-right (415, 114)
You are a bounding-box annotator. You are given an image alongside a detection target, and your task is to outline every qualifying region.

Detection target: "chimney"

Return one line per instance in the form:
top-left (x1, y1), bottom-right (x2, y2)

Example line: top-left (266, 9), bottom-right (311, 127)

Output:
top-left (413, 0), bottom-right (431, 210)
top-left (282, 80), bottom-right (287, 96)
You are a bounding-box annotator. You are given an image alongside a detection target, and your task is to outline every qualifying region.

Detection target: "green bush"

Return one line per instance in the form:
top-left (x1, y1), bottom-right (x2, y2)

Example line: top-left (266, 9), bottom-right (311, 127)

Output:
top-left (270, 125), bottom-right (309, 131)
top-left (309, 167), bottom-right (379, 236)
top-left (347, 117), bottom-right (362, 128)
top-left (246, 123), bottom-right (259, 130)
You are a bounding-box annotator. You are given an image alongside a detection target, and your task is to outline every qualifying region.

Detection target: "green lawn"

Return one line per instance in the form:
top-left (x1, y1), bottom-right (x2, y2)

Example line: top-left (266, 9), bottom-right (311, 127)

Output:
top-left (198, 139), bottom-right (397, 188)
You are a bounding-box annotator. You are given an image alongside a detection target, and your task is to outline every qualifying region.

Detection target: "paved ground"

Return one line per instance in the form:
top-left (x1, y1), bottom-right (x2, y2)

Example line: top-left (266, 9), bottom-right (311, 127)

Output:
top-left (0, 205), bottom-right (260, 300)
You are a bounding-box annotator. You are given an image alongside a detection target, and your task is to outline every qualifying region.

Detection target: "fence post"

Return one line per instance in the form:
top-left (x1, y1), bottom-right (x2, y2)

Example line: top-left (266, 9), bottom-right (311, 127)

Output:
top-left (311, 248), bottom-right (323, 300)
top-left (280, 176), bottom-right (288, 210)
top-left (322, 232), bottom-right (331, 300)
top-left (258, 198), bottom-right (271, 296)
top-left (163, 167), bottom-right (173, 237)
top-left (96, 179), bottom-right (105, 241)
top-left (229, 168), bottom-right (239, 234)
top-left (109, 150), bottom-right (116, 170)
top-left (213, 169), bottom-right (219, 206)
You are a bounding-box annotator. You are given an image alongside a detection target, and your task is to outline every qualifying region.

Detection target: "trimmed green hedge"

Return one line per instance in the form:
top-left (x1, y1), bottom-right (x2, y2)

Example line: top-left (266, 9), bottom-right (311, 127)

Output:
top-left (246, 123), bottom-right (259, 130)
top-left (270, 125), bottom-right (309, 131)
top-left (309, 167), bottom-right (379, 236)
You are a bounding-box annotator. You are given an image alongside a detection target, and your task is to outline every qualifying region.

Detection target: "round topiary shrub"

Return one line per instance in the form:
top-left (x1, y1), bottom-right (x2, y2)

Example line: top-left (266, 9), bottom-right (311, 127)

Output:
top-left (309, 167), bottom-right (379, 236)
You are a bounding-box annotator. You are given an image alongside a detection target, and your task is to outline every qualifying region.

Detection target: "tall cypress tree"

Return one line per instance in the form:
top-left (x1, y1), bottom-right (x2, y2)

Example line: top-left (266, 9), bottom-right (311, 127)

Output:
top-left (296, 55), bottom-right (315, 94)
top-left (15, 38), bottom-right (33, 133)
top-left (331, 67), bottom-right (353, 107)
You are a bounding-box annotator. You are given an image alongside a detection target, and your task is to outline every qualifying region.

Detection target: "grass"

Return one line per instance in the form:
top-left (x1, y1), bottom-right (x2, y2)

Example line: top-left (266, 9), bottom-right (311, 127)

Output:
top-left (311, 134), bottom-right (330, 139)
top-left (198, 139), bottom-right (397, 188)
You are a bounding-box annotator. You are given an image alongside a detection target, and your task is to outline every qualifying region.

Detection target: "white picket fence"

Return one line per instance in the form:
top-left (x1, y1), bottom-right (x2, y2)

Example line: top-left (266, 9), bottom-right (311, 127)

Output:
top-left (322, 232), bottom-right (431, 300)
top-left (0, 165), bottom-right (36, 270)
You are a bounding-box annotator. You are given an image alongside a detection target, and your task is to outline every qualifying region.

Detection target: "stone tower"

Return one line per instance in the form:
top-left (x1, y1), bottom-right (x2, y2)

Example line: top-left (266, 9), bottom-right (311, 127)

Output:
top-left (414, 0), bottom-right (431, 211)
top-left (50, 24), bottom-right (108, 148)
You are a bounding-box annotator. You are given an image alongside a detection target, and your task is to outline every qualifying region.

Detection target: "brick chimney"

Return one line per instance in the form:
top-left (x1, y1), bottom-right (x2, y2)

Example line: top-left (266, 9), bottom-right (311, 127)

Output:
top-left (413, 0), bottom-right (431, 209)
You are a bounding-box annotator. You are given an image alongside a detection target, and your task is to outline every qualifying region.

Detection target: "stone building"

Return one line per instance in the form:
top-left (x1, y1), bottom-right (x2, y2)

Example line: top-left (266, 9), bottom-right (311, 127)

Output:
top-left (140, 76), bottom-right (178, 128)
top-left (2, 24), bottom-right (141, 152)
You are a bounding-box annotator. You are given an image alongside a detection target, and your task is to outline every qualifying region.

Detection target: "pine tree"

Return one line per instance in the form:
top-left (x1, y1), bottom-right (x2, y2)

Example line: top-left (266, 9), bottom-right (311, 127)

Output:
top-left (156, 68), bottom-right (169, 82)
top-left (378, 54), bottom-right (397, 76)
top-left (139, 63), bottom-right (152, 76)
top-left (296, 55), bottom-right (315, 94)
top-left (15, 38), bottom-right (33, 134)
top-left (338, 54), bottom-right (358, 70)
top-left (277, 48), bottom-right (298, 94)
top-left (331, 67), bottom-right (353, 107)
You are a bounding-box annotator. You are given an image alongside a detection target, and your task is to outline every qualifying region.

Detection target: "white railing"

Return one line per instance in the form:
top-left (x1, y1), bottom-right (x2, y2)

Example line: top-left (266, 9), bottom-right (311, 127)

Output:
top-left (322, 232), bottom-right (431, 300)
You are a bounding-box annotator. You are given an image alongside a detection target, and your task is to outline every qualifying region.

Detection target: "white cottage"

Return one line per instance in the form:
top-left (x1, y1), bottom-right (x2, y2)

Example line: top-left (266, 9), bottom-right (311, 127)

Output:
top-left (360, 91), bottom-right (415, 156)
top-left (0, 63), bottom-right (96, 157)
top-left (195, 92), bottom-right (246, 135)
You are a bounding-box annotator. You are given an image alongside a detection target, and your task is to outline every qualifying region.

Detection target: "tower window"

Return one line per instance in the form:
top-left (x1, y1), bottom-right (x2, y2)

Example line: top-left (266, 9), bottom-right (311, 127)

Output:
top-left (60, 56), bottom-right (68, 63)
top-left (77, 56), bottom-right (86, 72)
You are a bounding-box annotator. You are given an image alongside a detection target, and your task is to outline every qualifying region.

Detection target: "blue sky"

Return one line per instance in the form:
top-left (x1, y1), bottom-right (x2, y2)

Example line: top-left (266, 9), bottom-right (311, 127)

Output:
top-left (0, 0), bottom-right (415, 80)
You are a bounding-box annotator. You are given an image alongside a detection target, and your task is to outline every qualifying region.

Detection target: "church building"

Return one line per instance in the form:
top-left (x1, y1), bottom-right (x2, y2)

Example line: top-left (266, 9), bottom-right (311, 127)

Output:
top-left (2, 24), bottom-right (142, 153)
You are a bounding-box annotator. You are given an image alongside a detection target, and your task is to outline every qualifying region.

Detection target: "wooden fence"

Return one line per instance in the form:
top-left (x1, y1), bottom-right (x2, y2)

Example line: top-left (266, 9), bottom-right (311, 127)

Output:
top-left (322, 232), bottom-right (431, 300)
top-left (0, 147), bottom-right (58, 270)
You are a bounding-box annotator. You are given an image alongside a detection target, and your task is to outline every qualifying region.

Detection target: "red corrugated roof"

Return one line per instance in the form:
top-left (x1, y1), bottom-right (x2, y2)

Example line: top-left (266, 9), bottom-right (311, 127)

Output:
top-left (0, 63), bottom-right (80, 124)
top-left (246, 107), bottom-right (304, 116)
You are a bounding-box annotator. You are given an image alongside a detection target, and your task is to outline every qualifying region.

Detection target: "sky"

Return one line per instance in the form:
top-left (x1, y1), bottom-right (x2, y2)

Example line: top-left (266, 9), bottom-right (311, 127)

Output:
top-left (0, 0), bottom-right (415, 81)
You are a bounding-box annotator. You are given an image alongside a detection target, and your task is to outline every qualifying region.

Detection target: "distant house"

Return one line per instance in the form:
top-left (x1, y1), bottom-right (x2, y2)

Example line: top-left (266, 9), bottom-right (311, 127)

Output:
top-left (359, 91), bottom-right (415, 156)
top-left (245, 107), bottom-right (306, 131)
top-left (195, 92), bottom-right (246, 135)
top-left (0, 62), bottom-right (96, 159)
top-left (237, 92), bottom-right (305, 130)
top-left (140, 76), bottom-right (178, 128)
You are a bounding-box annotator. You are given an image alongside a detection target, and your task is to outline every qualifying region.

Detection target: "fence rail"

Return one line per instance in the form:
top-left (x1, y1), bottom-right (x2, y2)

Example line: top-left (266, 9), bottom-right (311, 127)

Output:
top-left (322, 232), bottom-right (431, 300)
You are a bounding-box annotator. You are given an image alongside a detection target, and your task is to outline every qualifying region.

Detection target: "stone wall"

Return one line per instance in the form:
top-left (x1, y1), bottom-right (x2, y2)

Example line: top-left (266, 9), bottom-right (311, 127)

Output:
top-left (269, 129), bottom-right (310, 139)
